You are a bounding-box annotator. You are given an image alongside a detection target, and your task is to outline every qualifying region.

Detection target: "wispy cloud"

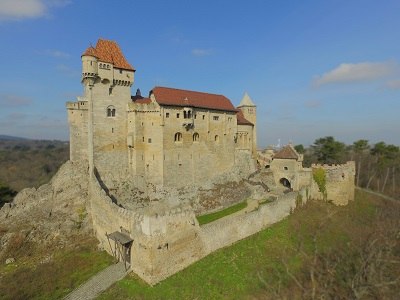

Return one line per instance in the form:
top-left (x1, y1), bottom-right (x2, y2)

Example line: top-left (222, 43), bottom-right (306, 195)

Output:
top-left (304, 99), bottom-right (321, 108)
top-left (0, 94), bottom-right (32, 107)
top-left (56, 64), bottom-right (79, 78)
top-left (314, 61), bottom-right (396, 86)
top-left (191, 48), bottom-right (213, 57)
top-left (43, 49), bottom-right (70, 58)
top-left (385, 79), bottom-right (400, 89)
top-left (0, 0), bottom-right (70, 21)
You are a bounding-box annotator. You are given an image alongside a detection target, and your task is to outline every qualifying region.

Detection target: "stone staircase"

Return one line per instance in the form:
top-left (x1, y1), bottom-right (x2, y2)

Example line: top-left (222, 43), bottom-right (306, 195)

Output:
top-left (64, 262), bottom-right (128, 300)
top-left (245, 169), bottom-right (271, 192)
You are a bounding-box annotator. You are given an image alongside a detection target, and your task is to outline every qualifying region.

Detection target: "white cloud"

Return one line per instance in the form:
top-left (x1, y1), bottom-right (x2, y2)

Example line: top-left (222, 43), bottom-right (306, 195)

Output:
top-left (385, 79), bottom-right (400, 89)
top-left (0, 94), bottom-right (32, 107)
top-left (314, 61), bottom-right (396, 86)
top-left (191, 48), bottom-right (213, 57)
top-left (0, 0), bottom-right (70, 21)
top-left (44, 49), bottom-right (70, 58)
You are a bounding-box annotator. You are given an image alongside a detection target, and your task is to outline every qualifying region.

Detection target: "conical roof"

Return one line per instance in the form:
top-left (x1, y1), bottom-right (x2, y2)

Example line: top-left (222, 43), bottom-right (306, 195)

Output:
top-left (238, 92), bottom-right (255, 107)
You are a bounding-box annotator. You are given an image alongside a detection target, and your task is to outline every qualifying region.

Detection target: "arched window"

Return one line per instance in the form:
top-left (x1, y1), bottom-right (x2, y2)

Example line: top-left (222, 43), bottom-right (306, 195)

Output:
top-left (215, 135), bottom-right (219, 142)
top-left (107, 106), bottom-right (116, 117)
top-left (174, 132), bottom-right (182, 142)
top-left (193, 132), bottom-right (199, 142)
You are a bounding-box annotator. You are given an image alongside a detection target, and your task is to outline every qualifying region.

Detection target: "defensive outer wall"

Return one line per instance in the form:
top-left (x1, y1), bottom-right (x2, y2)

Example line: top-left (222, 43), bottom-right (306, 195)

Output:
top-left (88, 166), bottom-right (337, 285)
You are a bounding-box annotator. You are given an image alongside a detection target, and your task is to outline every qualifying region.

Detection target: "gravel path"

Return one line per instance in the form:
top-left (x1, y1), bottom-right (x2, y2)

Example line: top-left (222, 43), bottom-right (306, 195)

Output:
top-left (64, 262), bottom-right (128, 300)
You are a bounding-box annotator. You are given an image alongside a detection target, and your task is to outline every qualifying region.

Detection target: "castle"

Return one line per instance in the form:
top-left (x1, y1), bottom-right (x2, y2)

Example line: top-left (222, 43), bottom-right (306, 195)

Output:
top-left (64, 39), bottom-right (355, 285)
top-left (67, 39), bottom-right (257, 190)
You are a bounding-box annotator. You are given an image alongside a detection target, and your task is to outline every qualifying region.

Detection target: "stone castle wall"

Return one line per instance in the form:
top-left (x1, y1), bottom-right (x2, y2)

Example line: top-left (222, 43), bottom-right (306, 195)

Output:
top-left (310, 161), bottom-right (356, 205)
top-left (89, 165), bottom-right (308, 285)
top-left (67, 100), bottom-right (88, 162)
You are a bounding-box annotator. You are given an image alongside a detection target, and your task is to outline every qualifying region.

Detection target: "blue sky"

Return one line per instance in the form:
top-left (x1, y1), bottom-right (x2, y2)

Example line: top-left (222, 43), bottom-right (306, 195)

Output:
top-left (0, 0), bottom-right (399, 147)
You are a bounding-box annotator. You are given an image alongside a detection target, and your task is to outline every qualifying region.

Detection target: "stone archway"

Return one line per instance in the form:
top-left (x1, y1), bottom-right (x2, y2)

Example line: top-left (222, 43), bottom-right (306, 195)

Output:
top-left (279, 177), bottom-right (291, 189)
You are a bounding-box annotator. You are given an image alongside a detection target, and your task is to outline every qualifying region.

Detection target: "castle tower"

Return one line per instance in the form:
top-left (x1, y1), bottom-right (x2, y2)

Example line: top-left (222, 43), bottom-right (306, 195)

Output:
top-left (80, 39), bottom-right (135, 185)
top-left (238, 92), bottom-right (257, 156)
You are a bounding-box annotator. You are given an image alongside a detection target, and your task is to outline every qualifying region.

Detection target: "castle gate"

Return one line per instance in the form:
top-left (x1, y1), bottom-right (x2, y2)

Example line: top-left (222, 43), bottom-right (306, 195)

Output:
top-left (279, 177), bottom-right (291, 189)
top-left (107, 231), bottom-right (133, 270)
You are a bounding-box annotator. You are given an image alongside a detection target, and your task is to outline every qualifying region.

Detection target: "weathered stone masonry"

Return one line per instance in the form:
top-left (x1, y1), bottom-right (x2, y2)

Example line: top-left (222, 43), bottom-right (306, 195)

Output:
top-left (64, 39), bottom-right (355, 285)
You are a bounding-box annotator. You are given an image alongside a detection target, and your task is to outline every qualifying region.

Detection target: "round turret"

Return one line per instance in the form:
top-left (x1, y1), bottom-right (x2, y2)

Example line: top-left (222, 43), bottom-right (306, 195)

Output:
top-left (81, 46), bottom-right (98, 79)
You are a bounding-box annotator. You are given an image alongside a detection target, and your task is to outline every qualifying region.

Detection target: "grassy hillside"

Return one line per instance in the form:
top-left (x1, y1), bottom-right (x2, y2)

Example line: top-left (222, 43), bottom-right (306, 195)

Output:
top-left (99, 190), bottom-right (400, 299)
top-left (0, 139), bottom-right (69, 192)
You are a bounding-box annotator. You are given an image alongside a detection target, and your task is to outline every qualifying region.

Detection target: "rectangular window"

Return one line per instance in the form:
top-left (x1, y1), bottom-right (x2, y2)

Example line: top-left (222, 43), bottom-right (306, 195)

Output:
top-left (202, 115), bottom-right (205, 120)
top-left (177, 113), bottom-right (180, 118)
top-left (148, 138), bottom-right (152, 143)
top-left (119, 69), bottom-right (122, 74)
top-left (213, 116), bottom-right (219, 121)
top-left (166, 112), bottom-right (170, 118)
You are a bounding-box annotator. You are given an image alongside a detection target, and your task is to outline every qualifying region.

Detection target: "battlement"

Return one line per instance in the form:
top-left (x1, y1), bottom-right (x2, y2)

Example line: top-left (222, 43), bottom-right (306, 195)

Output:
top-left (311, 161), bottom-right (355, 171)
top-left (66, 100), bottom-right (88, 110)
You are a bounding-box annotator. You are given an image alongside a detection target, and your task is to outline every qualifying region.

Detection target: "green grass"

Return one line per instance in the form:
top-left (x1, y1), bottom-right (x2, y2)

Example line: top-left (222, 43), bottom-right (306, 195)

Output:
top-left (196, 201), bottom-right (247, 225)
top-left (99, 190), bottom-right (400, 299)
top-left (0, 238), bottom-right (114, 300)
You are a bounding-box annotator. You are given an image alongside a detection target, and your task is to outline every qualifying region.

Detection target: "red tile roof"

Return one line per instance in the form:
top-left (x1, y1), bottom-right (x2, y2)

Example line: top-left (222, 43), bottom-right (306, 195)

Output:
top-left (82, 39), bottom-right (135, 71)
top-left (274, 145), bottom-right (299, 160)
top-left (237, 110), bottom-right (253, 126)
top-left (150, 86), bottom-right (237, 112)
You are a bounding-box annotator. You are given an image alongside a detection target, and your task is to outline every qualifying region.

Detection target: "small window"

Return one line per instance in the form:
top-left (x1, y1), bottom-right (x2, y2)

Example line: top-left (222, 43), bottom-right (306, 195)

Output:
top-left (174, 132), bottom-right (182, 142)
top-left (107, 106), bottom-right (116, 117)
top-left (177, 113), bottom-right (180, 118)
top-left (109, 87), bottom-right (113, 95)
top-left (202, 115), bottom-right (205, 120)
top-left (148, 138), bottom-right (152, 143)
top-left (119, 69), bottom-right (122, 74)
top-left (142, 137), bottom-right (145, 142)
top-left (213, 116), bottom-right (219, 121)
top-left (166, 113), bottom-right (170, 118)
top-left (193, 133), bottom-right (199, 142)
top-left (284, 166), bottom-right (288, 170)
top-left (215, 135), bottom-right (220, 142)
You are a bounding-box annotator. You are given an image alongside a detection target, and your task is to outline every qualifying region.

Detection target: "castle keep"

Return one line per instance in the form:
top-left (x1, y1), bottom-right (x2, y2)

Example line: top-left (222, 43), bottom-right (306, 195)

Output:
top-left (62, 39), bottom-right (355, 285)
top-left (67, 39), bottom-right (257, 189)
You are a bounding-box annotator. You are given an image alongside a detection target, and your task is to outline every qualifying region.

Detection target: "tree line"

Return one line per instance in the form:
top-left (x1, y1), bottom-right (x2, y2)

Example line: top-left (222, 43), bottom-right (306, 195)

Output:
top-left (294, 137), bottom-right (400, 198)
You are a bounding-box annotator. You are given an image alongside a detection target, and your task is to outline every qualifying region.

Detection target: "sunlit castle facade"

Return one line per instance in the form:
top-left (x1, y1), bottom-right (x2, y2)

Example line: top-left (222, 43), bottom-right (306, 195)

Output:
top-left (66, 39), bottom-right (257, 188)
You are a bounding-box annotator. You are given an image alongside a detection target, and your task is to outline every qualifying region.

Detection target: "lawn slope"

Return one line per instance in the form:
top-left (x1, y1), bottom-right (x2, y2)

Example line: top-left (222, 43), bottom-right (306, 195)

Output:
top-left (99, 190), bottom-right (400, 299)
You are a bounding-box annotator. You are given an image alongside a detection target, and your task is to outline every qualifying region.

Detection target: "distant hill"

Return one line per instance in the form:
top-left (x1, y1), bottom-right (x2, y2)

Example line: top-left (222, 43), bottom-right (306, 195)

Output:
top-left (0, 139), bottom-right (69, 191)
top-left (0, 135), bottom-right (29, 141)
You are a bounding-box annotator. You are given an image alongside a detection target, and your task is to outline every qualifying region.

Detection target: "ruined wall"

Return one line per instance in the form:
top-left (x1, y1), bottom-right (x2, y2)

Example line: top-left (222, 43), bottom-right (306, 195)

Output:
top-left (310, 162), bottom-right (355, 205)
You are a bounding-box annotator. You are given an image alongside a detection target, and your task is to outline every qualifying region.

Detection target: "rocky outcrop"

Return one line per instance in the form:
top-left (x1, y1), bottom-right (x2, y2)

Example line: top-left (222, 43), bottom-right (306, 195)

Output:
top-left (0, 161), bottom-right (91, 263)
